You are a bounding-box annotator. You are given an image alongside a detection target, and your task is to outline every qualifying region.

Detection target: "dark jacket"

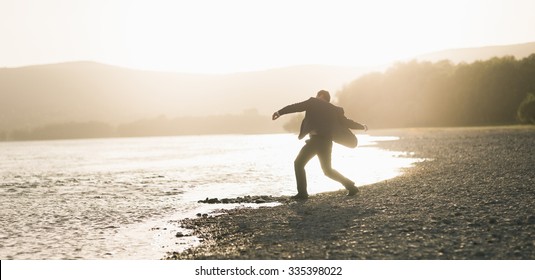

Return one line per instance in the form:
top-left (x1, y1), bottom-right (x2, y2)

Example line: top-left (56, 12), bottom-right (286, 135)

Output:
top-left (278, 97), bottom-right (366, 148)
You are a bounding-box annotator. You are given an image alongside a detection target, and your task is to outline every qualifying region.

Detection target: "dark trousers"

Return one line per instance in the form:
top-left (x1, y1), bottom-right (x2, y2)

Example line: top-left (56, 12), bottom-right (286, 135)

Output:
top-left (294, 136), bottom-right (354, 195)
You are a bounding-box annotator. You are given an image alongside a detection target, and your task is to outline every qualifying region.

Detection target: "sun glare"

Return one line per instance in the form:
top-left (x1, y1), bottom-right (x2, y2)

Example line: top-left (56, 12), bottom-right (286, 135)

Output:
top-left (107, 0), bottom-right (476, 73)
top-left (4, 0), bottom-right (532, 73)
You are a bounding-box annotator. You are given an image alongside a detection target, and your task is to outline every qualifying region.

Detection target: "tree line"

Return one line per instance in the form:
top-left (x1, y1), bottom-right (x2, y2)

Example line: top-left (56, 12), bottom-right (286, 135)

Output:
top-left (337, 54), bottom-right (535, 128)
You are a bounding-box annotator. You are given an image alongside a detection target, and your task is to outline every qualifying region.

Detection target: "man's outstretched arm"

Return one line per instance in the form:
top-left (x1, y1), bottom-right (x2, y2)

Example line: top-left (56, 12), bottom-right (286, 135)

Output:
top-left (272, 99), bottom-right (310, 120)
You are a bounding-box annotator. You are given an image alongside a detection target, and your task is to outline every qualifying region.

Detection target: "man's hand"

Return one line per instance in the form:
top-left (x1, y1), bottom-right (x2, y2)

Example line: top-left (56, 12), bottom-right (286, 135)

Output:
top-left (272, 111), bottom-right (280, 120)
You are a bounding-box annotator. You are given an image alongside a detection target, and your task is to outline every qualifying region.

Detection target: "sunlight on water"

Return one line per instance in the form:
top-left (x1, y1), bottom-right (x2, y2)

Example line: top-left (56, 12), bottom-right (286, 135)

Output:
top-left (0, 134), bottom-right (421, 259)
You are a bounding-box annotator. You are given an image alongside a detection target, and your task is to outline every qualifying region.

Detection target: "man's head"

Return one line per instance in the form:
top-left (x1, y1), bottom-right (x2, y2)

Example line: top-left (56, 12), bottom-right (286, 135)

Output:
top-left (316, 90), bottom-right (331, 102)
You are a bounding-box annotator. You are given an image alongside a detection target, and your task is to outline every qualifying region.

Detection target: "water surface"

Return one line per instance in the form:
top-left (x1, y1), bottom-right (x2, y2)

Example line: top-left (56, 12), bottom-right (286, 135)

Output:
top-left (0, 134), bottom-right (419, 259)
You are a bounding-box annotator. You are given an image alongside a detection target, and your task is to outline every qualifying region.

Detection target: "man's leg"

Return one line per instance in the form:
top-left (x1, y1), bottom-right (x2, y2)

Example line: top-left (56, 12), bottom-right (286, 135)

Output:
top-left (293, 140), bottom-right (317, 197)
top-left (316, 139), bottom-right (356, 189)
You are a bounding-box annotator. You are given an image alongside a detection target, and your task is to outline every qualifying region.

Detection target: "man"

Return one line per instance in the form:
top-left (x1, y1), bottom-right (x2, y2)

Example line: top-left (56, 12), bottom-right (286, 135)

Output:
top-left (272, 90), bottom-right (368, 199)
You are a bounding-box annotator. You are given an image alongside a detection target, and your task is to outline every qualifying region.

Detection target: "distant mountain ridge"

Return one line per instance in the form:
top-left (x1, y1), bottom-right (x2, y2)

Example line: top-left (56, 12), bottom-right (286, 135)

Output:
top-left (1, 41), bottom-right (534, 135)
top-left (414, 41), bottom-right (535, 63)
top-left (0, 62), bottom-right (368, 131)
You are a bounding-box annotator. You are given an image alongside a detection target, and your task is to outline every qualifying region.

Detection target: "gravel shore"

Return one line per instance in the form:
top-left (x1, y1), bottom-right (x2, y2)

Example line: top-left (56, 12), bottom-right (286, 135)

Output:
top-left (166, 126), bottom-right (535, 260)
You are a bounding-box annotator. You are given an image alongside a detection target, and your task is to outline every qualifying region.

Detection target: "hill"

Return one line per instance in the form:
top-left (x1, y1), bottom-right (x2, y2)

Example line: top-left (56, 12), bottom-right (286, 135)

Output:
top-left (2, 41), bottom-right (535, 139)
top-left (0, 62), bottom-right (367, 132)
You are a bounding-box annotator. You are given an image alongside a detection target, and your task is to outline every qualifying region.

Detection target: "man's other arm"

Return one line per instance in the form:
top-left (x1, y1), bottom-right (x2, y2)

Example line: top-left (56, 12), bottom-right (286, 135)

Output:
top-left (339, 109), bottom-right (367, 131)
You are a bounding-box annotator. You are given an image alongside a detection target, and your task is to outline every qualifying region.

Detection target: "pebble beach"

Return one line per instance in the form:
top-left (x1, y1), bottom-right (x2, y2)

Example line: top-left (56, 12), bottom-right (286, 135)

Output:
top-left (166, 126), bottom-right (535, 260)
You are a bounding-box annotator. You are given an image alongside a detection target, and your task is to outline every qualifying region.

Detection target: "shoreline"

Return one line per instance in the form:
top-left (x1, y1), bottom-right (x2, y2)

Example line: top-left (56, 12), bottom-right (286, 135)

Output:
top-left (165, 126), bottom-right (535, 260)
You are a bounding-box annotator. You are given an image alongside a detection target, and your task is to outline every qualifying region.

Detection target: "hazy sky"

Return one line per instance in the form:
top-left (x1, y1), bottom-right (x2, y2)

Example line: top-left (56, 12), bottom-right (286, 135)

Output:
top-left (1, 0), bottom-right (535, 73)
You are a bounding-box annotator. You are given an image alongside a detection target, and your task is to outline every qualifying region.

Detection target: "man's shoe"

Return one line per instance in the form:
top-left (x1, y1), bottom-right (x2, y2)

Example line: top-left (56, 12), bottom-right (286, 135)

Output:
top-left (346, 185), bottom-right (359, 196)
top-left (290, 193), bottom-right (309, 200)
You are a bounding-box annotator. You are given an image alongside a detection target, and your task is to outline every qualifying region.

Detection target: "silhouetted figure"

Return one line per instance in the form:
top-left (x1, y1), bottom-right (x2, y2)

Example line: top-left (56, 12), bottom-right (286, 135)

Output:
top-left (272, 90), bottom-right (368, 199)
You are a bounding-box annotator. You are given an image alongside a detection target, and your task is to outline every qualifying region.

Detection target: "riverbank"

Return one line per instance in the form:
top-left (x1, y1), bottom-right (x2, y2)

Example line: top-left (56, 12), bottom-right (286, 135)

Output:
top-left (165, 126), bottom-right (535, 259)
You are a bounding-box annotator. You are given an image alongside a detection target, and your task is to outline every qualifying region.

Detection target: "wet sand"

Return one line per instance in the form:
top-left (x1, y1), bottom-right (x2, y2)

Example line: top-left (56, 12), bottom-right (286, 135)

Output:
top-left (165, 126), bottom-right (535, 259)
